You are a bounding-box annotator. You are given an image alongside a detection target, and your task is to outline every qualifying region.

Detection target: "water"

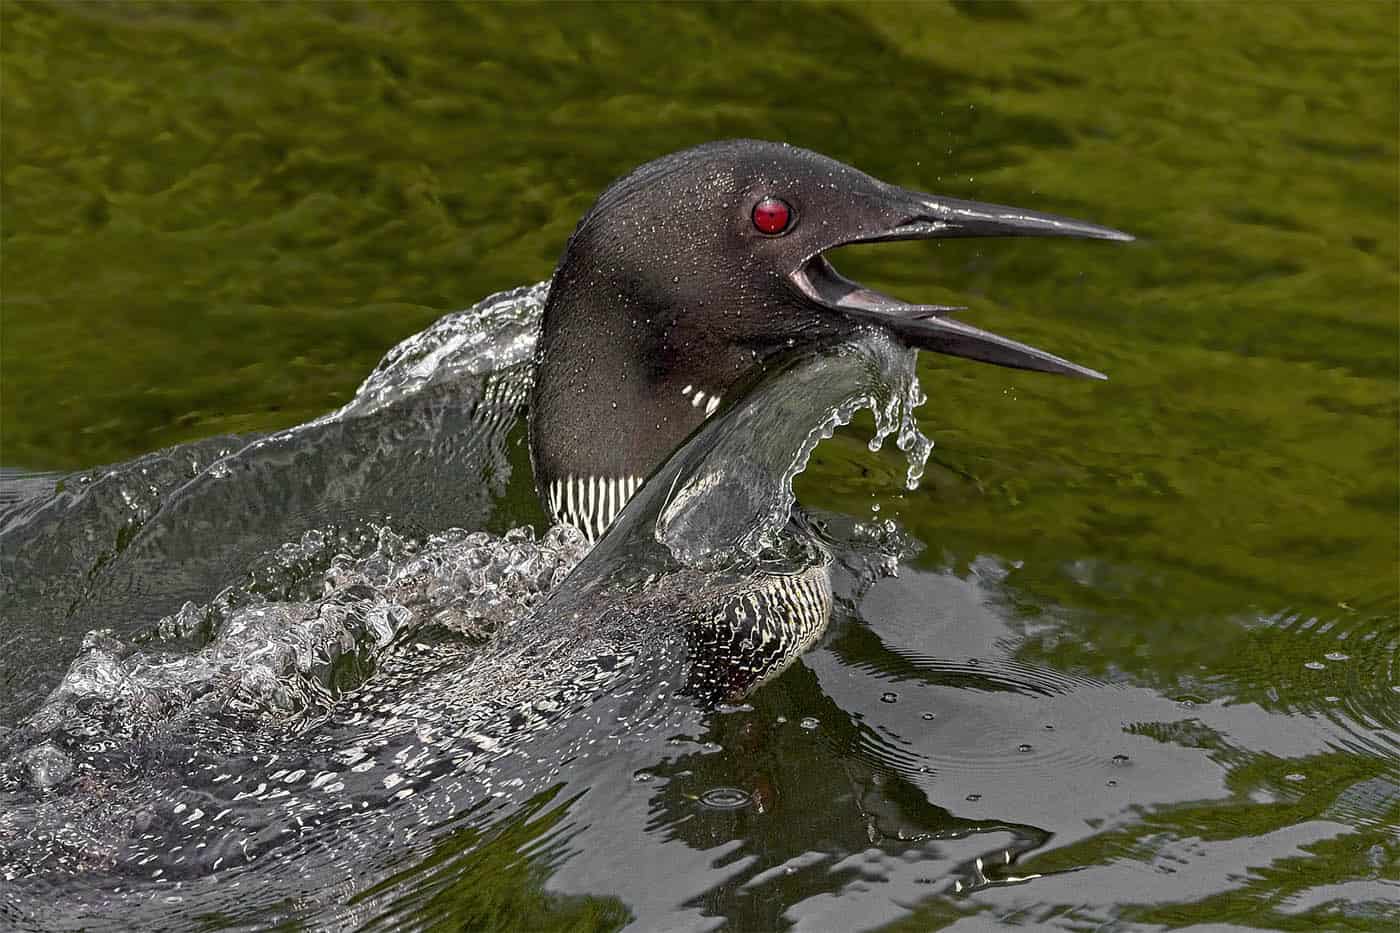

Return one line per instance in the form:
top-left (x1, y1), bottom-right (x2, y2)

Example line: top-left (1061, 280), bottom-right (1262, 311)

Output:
top-left (3, 3), bottom-right (1397, 930)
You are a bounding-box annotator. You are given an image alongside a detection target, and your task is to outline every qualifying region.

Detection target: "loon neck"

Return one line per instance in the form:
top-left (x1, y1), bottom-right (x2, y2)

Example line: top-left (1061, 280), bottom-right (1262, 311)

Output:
top-left (528, 281), bottom-right (759, 529)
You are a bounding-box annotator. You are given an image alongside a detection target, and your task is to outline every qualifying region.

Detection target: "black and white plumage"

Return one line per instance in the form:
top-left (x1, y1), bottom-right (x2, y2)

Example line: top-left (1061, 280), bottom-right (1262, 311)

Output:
top-left (544, 474), bottom-right (644, 543)
top-left (684, 563), bottom-right (833, 702)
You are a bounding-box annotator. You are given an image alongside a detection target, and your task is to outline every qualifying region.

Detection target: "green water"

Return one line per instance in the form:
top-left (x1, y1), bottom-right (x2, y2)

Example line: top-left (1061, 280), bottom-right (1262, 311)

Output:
top-left (3, 1), bottom-right (1397, 929)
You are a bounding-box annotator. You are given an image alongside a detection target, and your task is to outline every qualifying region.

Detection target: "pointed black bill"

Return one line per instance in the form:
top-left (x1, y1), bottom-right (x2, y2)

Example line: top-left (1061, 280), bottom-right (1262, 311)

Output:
top-left (791, 187), bottom-right (1131, 380)
top-left (862, 191), bottom-right (1135, 243)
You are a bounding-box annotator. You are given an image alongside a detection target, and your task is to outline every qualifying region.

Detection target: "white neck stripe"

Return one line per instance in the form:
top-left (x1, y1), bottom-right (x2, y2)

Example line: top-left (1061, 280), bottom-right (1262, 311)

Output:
top-left (548, 474), bottom-right (645, 543)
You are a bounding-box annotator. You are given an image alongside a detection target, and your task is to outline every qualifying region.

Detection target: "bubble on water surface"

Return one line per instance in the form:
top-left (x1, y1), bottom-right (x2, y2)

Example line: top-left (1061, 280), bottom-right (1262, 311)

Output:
top-left (699, 787), bottom-right (753, 810)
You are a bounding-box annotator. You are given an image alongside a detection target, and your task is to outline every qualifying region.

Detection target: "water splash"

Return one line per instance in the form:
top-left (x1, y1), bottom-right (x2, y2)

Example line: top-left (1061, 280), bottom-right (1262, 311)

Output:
top-left (0, 284), bottom-right (550, 727)
top-left (655, 330), bottom-right (934, 566)
top-left (1, 283), bottom-right (940, 916)
top-left (339, 282), bottom-right (547, 420)
top-left (3, 282), bottom-right (937, 798)
top-left (6, 523), bottom-right (590, 788)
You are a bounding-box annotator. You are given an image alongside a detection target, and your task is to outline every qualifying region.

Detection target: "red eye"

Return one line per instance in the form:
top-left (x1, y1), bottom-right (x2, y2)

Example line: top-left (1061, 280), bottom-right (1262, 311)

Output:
top-left (752, 197), bottom-right (793, 235)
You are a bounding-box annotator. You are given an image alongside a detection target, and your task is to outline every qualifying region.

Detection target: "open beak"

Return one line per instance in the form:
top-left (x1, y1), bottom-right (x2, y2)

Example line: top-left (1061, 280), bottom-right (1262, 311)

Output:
top-left (790, 188), bottom-right (1133, 380)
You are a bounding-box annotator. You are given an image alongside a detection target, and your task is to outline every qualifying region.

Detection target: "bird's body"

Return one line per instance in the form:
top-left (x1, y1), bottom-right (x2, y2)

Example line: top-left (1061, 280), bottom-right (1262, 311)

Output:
top-left (527, 139), bottom-right (1130, 698)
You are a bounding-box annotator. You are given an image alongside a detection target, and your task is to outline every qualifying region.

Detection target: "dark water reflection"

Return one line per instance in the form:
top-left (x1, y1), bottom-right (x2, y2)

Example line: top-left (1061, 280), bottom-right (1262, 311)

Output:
top-left (2, 2), bottom-right (1397, 930)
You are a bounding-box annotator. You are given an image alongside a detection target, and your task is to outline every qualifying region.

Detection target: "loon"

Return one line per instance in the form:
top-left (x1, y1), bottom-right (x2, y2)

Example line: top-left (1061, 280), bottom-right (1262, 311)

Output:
top-left (527, 140), bottom-right (1130, 699)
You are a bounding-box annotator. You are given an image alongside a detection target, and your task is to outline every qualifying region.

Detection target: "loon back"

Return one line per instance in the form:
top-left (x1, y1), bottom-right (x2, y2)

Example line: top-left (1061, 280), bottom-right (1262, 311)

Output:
top-left (529, 139), bottom-right (1131, 538)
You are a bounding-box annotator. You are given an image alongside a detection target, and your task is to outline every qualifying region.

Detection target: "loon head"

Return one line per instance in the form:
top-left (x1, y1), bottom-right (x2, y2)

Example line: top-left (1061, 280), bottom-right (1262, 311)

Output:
top-left (529, 139), bottom-right (1131, 536)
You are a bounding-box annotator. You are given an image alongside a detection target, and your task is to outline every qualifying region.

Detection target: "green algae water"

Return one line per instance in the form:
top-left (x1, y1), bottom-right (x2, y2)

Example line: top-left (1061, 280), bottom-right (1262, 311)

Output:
top-left (2, 2), bottom-right (1396, 930)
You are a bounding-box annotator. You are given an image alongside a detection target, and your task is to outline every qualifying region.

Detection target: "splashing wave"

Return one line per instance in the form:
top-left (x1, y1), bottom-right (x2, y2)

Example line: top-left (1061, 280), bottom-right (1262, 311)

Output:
top-left (0, 282), bottom-right (934, 910)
